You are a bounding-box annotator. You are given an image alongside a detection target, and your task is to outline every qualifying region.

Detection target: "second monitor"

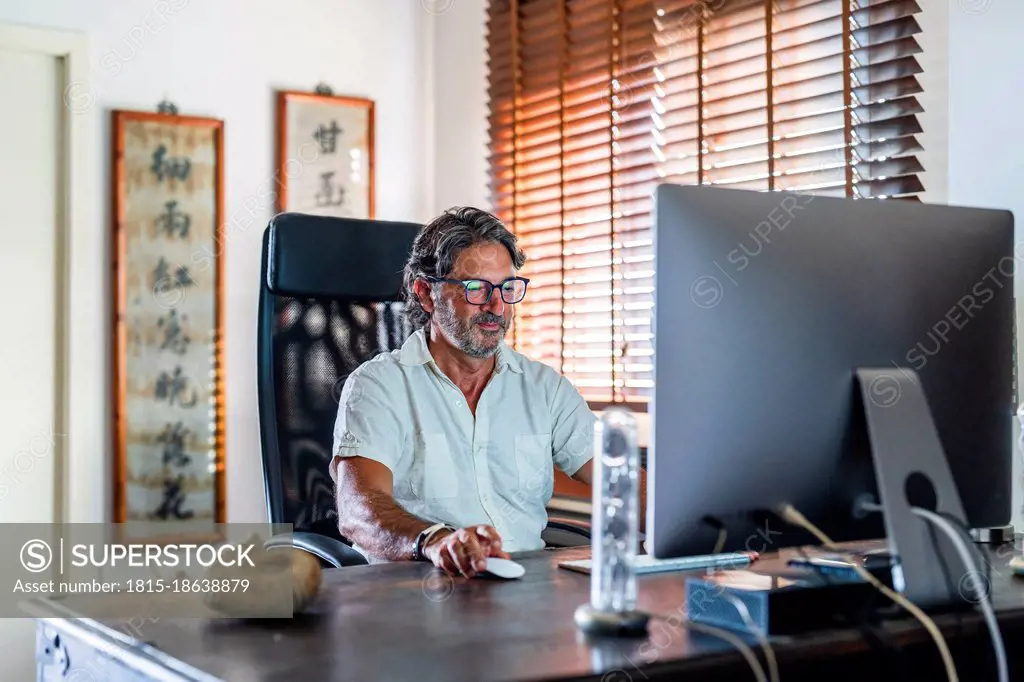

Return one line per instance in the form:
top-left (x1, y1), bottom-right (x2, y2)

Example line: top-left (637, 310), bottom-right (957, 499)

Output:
top-left (648, 184), bottom-right (1014, 560)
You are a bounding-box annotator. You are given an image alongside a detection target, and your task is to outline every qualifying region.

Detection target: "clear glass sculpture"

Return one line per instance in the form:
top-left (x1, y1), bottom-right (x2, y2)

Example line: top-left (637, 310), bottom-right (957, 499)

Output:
top-left (589, 406), bottom-right (641, 614)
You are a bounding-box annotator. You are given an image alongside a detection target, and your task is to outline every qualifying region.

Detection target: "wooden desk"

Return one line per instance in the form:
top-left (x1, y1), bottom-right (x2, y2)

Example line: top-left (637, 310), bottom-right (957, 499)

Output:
top-left (28, 542), bottom-right (1024, 681)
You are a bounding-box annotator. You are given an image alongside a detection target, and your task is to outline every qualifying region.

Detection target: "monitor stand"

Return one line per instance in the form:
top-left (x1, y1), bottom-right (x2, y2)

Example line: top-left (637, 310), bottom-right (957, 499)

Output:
top-left (856, 368), bottom-right (987, 610)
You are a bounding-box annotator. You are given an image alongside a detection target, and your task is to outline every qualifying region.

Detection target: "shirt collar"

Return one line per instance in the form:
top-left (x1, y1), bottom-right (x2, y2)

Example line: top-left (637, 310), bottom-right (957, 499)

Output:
top-left (495, 340), bottom-right (524, 374)
top-left (398, 328), bottom-right (433, 366)
top-left (399, 327), bottom-right (523, 374)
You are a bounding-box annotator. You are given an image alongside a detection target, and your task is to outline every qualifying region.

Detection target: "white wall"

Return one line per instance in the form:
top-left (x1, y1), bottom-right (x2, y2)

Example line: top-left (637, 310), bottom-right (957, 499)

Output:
top-left (916, 0), bottom-right (950, 205)
top-left (431, 0), bottom-right (489, 213)
top-left (0, 0), bottom-right (434, 524)
top-left (946, 0), bottom-right (1024, 531)
top-left (948, 0), bottom-right (1024, 224)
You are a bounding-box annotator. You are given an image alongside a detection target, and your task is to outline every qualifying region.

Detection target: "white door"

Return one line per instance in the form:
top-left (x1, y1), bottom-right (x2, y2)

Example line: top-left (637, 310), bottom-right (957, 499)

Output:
top-left (0, 40), bottom-right (65, 682)
top-left (0, 45), bottom-right (62, 524)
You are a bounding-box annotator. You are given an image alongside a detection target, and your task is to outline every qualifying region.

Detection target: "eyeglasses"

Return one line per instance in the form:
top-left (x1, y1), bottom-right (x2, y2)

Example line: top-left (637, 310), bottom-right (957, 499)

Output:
top-left (425, 275), bottom-right (530, 305)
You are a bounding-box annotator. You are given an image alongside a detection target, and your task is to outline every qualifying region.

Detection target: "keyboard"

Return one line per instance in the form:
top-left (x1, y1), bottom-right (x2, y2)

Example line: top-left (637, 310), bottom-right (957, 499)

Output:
top-left (558, 551), bottom-right (755, 576)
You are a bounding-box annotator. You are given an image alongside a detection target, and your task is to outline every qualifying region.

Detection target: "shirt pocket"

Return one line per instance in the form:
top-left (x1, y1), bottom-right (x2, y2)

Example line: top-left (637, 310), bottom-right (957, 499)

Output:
top-left (421, 432), bottom-right (459, 500)
top-left (514, 433), bottom-right (553, 495)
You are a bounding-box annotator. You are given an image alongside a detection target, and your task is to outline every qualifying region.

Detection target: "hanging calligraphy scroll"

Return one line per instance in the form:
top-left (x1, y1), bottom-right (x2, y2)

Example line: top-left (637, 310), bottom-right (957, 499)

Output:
top-left (112, 110), bottom-right (226, 542)
top-left (275, 90), bottom-right (375, 218)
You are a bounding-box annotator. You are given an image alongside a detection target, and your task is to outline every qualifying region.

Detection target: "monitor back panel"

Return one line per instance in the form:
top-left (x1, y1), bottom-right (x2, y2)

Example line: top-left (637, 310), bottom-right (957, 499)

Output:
top-left (650, 184), bottom-right (1014, 558)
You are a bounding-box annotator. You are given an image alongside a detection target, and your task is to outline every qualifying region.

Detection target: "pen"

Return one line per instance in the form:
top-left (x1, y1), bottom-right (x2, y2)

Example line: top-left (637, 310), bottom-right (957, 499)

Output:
top-left (711, 551), bottom-right (758, 567)
top-left (635, 551), bottom-right (759, 575)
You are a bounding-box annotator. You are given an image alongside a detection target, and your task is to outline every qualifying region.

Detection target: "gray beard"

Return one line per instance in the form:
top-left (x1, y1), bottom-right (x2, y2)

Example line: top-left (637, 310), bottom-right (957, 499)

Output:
top-left (434, 298), bottom-right (506, 359)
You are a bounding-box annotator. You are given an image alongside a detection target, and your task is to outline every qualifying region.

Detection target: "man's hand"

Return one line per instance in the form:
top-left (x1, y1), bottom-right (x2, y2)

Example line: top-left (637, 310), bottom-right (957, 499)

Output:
top-left (424, 525), bottom-right (510, 577)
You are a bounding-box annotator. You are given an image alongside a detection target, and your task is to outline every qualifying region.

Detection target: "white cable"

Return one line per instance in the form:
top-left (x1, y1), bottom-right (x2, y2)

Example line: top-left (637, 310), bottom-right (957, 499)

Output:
top-left (858, 500), bottom-right (1007, 682)
top-left (719, 592), bottom-right (780, 682)
top-left (697, 525), bottom-right (773, 681)
top-left (684, 620), bottom-right (768, 682)
top-left (713, 526), bottom-right (728, 554)
top-left (777, 503), bottom-right (959, 682)
top-left (910, 506), bottom-right (1008, 682)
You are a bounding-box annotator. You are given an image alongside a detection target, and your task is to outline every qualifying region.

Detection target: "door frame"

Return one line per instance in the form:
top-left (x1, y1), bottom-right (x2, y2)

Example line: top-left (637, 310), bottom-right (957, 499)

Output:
top-left (0, 23), bottom-right (99, 524)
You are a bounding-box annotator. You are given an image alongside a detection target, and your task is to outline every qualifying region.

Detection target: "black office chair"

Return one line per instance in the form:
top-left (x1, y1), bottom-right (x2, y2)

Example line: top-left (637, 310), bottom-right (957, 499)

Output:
top-left (257, 213), bottom-right (590, 568)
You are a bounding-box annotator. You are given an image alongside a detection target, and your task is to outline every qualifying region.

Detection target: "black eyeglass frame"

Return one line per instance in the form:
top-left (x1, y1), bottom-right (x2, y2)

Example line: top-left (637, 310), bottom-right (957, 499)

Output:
top-left (423, 275), bottom-right (531, 305)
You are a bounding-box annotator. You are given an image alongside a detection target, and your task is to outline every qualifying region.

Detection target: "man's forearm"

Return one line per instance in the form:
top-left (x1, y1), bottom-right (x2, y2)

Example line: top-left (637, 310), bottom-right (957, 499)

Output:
top-left (338, 489), bottom-right (433, 561)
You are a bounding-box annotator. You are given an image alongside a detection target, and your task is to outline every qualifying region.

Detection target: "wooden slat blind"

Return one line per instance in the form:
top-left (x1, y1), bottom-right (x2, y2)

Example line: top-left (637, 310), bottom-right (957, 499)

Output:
top-left (488, 0), bottom-right (925, 407)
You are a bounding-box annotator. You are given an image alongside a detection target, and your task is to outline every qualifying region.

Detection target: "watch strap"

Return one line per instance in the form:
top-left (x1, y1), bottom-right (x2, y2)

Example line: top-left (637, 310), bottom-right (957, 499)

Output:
top-left (414, 522), bottom-right (451, 561)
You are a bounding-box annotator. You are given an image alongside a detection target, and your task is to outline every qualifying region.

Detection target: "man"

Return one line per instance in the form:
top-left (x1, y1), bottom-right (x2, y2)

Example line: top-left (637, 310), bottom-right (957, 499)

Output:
top-left (330, 207), bottom-right (646, 578)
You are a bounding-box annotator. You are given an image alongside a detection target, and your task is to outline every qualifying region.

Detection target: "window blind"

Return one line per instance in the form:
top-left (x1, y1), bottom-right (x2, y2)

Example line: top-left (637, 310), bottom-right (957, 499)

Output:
top-left (487, 0), bottom-right (925, 407)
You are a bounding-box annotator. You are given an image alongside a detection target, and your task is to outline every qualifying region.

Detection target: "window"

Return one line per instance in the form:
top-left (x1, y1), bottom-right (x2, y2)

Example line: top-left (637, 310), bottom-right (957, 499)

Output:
top-left (486, 0), bottom-right (925, 408)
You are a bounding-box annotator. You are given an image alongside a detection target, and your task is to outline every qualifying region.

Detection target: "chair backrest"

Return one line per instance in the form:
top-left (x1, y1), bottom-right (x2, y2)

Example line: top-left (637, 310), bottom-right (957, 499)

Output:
top-left (257, 213), bottom-right (422, 541)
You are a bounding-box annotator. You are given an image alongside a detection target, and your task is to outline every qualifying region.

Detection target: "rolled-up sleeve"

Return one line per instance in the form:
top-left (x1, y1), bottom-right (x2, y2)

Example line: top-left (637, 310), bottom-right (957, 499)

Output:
top-left (550, 374), bottom-right (598, 477)
top-left (330, 368), bottom-right (405, 484)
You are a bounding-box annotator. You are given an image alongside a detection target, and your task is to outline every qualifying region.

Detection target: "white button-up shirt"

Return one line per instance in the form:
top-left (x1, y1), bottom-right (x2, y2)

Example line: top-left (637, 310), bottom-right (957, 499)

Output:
top-left (330, 328), bottom-right (597, 555)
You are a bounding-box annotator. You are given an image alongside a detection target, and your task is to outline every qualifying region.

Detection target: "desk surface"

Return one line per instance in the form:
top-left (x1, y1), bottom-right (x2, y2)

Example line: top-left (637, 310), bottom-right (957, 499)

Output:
top-left (30, 541), bottom-right (1024, 682)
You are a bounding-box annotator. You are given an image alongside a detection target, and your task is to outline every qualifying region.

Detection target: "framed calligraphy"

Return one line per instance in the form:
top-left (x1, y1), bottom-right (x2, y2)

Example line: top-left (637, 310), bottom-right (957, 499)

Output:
top-left (275, 90), bottom-right (375, 218)
top-left (112, 110), bottom-right (226, 543)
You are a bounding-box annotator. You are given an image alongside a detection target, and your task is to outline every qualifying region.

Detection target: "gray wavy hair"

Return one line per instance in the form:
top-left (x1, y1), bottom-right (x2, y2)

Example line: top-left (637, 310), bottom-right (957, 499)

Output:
top-left (402, 207), bottom-right (527, 329)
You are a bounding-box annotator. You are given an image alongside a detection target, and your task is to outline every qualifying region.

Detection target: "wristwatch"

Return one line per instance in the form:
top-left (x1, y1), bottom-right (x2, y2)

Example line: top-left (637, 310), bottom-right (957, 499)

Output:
top-left (413, 522), bottom-right (454, 561)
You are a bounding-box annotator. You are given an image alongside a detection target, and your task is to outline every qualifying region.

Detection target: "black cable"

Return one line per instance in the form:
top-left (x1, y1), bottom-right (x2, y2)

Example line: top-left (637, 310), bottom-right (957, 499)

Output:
top-left (914, 507), bottom-right (1004, 677)
top-left (860, 502), bottom-right (982, 675)
top-left (855, 501), bottom-right (992, 597)
top-left (917, 515), bottom-right (970, 670)
top-left (791, 545), bottom-right (909, 670)
top-left (913, 507), bottom-right (1009, 682)
top-left (926, 520), bottom-right (958, 601)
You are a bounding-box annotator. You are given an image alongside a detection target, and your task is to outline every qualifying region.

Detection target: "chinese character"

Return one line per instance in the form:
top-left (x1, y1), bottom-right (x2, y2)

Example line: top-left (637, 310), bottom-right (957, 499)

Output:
top-left (156, 421), bottom-right (192, 468)
top-left (154, 366), bottom-right (198, 408)
top-left (152, 257), bottom-right (196, 289)
top-left (157, 309), bottom-right (191, 355)
top-left (312, 120), bottom-right (342, 153)
top-left (150, 144), bottom-right (192, 182)
top-left (315, 171), bottom-right (345, 207)
top-left (175, 265), bottom-right (195, 288)
top-left (155, 200), bottom-right (191, 239)
top-left (153, 257), bottom-right (170, 285)
top-left (153, 474), bottom-right (194, 520)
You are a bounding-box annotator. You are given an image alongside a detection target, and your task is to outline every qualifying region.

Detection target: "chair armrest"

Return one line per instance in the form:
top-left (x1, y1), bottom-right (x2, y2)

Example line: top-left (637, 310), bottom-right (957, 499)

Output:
top-left (547, 516), bottom-right (591, 537)
top-left (264, 531), bottom-right (369, 568)
top-left (542, 516), bottom-right (591, 548)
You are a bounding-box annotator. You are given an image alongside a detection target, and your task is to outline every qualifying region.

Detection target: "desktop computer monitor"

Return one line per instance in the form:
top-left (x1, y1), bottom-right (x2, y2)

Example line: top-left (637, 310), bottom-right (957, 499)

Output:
top-left (649, 184), bottom-right (1014, 560)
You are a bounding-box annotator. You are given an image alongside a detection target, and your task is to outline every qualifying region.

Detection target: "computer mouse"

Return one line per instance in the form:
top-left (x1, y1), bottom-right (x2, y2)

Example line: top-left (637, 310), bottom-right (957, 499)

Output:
top-left (478, 557), bottom-right (525, 580)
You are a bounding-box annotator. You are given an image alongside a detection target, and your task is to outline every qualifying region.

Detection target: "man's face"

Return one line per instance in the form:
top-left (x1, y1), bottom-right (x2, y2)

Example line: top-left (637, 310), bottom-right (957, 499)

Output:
top-left (433, 242), bottom-right (516, 359)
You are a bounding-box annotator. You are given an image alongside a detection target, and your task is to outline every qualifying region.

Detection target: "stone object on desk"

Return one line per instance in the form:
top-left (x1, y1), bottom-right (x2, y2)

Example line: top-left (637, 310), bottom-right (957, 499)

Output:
top-left (203, 536), bottom-right (322, 617)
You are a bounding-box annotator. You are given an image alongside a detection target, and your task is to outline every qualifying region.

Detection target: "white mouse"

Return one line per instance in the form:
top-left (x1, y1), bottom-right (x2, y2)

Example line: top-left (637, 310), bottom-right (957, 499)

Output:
top-left (479, 557), bottom-right (525, 580)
